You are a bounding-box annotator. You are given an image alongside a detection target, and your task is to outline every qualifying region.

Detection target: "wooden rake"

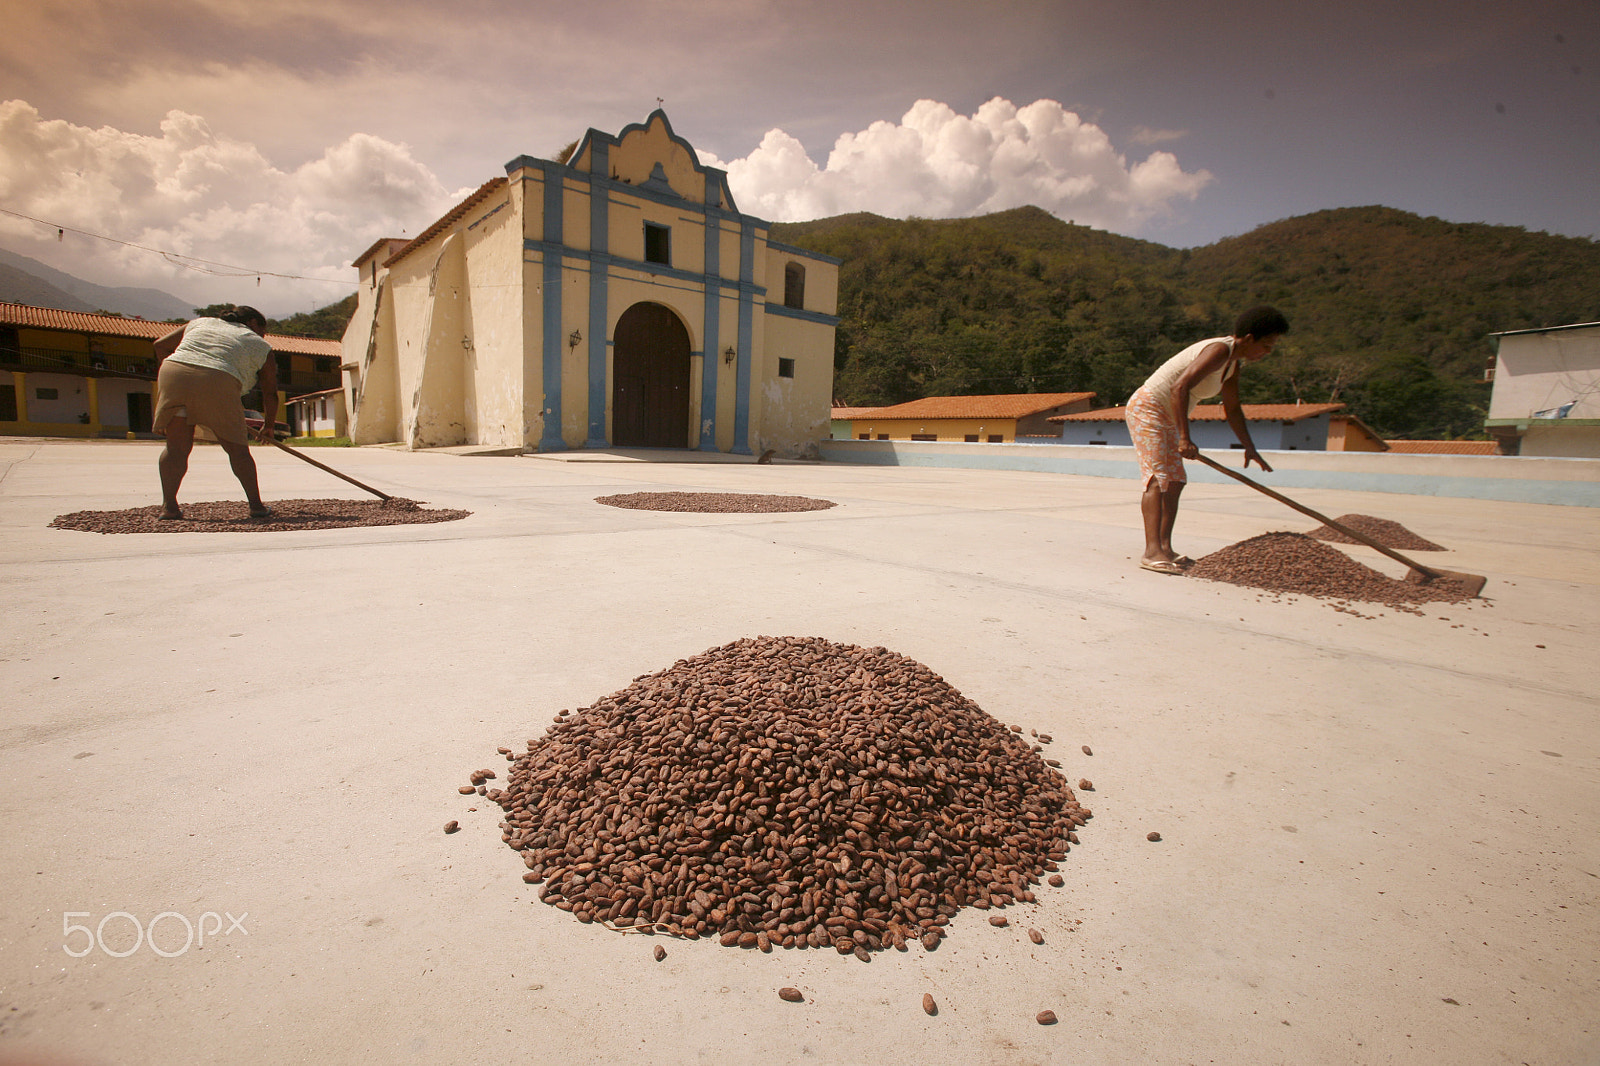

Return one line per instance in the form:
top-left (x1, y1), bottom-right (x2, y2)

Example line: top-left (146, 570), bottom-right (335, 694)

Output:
top-left (1193, 452), bottom-right (1486, 597)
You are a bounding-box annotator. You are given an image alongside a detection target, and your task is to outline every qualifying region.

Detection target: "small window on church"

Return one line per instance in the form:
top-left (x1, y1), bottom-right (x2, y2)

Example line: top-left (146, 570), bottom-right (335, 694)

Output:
top-left (644, 222), bottom-right (671, 265)
top-left (784, 262), bottom-right (805, 309)
top-left (778, 358), bottom-right (795, 378)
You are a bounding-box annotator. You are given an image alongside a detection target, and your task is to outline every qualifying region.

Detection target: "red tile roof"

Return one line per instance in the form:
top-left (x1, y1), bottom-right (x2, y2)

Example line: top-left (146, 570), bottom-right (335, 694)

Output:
top-left (1382, 439), bottom-right (1498, 455)
top-left (384, 178), bottom-right (509, 268)
top-left (0, 301), bottom-right (340, 356)
top-left (831, 406), bottom-right (883, 419)
top-left (855, 393), bottom-right (1097, 421)
top-left (1051, 402), bottom-right (1345, 423)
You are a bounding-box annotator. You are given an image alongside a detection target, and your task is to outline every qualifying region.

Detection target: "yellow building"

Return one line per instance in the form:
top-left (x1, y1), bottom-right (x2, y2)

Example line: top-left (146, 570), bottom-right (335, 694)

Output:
top-left (0, 301), bottom-right (340, 438)
top-left (839, 393), bottom-right (1097, 443)
top-left (343, 111), bottom-right (841, 457)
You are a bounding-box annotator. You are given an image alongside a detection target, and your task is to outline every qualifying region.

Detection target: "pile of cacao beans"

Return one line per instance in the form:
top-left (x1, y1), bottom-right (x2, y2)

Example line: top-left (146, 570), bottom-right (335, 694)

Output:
top-left (1187, 531), bottom-right (1472, 606)
top-left (474, 636), bottom-right (1088, 953)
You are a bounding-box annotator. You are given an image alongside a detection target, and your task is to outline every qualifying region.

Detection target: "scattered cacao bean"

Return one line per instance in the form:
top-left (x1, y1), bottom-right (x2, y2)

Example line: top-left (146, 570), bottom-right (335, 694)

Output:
top-left (1037, 1010), bottom-right (1057, 1025)
top-left (443, 821), bottom-right (459, 834)
top-left (778, 987), bottom-right (804, 1002)
top-left (653, 945), bottom-right (667, 961)
top-left (1078, 779), bottom-right (1093, 791)
top-left (923, 993), bottom-right (937, 1016)
top-left (1147, 831), bottom-right (1162, 842)
top-left (1028, 928), bottom-right (1044, 944)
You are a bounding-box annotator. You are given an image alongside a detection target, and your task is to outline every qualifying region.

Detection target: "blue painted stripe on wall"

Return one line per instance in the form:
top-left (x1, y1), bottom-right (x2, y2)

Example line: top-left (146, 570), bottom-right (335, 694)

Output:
top-left (586, 152), bottom-right (610, 448)
top-left (539, 174), bottom-right (565, 452)
top-left (764, 238), bottom-right (843, 266)
top-left (700, 216), bottom-right (721, 450)
top-left (731, 221), bottom-right (755, 454)
top-left (763, 304), bottom-right (841, 327)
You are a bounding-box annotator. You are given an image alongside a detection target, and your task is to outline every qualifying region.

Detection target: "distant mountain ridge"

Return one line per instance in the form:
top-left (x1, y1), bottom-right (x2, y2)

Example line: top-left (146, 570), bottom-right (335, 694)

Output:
top-left (772, 204), bottom-right (1600, 439)
top-left (0, 245), bottom-right (195, 320)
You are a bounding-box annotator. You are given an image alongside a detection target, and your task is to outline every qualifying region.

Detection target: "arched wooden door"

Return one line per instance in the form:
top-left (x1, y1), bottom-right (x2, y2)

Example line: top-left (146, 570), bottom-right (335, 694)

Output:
top-left (612, 302), bottom-right (691, 448)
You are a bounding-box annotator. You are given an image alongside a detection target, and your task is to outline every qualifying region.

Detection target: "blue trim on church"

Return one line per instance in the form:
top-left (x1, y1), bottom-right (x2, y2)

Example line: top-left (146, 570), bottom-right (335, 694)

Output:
top-left (506, 114), bottom-right (827, 455)
top-left (539, 172), bottom-right (566, 452)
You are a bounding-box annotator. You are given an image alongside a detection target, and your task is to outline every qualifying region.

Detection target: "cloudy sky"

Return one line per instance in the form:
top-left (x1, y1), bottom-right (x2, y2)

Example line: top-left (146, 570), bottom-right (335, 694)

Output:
top-left (0, 0), bottom-right (1594, 316)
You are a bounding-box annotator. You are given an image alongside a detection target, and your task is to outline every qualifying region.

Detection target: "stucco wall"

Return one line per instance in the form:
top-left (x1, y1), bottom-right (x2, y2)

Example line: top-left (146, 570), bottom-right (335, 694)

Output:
top-left (1489, 326), bottom-right (1600, 420)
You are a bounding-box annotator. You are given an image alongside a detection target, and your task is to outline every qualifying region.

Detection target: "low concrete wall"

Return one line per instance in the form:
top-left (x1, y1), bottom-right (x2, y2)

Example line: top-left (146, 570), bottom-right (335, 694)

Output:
top-left (818, 439), bottom-right (1600, 507)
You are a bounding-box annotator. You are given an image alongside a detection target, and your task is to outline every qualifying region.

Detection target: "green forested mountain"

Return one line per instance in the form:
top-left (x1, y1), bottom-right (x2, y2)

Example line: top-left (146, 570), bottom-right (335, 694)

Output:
top-left (773, 206), bottom-right (1600, 439)
top-left (269, 293), bottom-right (358, 340)
top-left (192, 294), bottom-right (358, 339)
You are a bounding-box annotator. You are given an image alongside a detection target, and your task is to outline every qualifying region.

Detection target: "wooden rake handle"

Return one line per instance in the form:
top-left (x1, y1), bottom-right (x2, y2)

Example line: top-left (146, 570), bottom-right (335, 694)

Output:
top-left (270, 439), bottom-right (393, 501)
top-left (1191, 452), bottom-right (1444, 581)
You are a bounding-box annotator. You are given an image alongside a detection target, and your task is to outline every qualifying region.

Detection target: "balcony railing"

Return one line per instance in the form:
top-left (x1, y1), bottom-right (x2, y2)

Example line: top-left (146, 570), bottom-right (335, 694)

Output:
top-left (0, 347), bottom-right (157, 378)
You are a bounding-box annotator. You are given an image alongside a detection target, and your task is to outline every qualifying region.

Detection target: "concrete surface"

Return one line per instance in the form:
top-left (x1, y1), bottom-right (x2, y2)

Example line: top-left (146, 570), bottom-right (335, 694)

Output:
top-left (1, 438), bottom-right (1596, 1066)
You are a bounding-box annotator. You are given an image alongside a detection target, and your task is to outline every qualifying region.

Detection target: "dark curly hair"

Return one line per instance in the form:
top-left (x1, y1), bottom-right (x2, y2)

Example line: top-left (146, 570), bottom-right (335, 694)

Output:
top-left (1233, 305), bottom-right (1289, 340)
top-left (218, 305), bottom-right (268, 332)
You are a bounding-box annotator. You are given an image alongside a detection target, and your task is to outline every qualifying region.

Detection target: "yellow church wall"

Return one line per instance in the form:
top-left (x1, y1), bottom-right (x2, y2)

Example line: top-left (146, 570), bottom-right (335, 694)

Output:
top-left (460, 203), bottom-right (522, 448)
top-left (757, 312), bottom-right (833, 457)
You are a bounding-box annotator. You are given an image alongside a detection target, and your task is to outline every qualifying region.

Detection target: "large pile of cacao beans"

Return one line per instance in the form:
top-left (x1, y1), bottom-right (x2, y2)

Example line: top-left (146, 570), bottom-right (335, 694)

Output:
top-left (1187, 531), bottom-right (1472, 605)
top-left (475, 636), bottom-right (1087, 954)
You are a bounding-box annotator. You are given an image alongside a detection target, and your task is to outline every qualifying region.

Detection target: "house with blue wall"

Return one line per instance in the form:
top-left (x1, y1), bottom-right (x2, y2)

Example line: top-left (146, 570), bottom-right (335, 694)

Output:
top-left (1051, 402), bottom-right (1345, 451)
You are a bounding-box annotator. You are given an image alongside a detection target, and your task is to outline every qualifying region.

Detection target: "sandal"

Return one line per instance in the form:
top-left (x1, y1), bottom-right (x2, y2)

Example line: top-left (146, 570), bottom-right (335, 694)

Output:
top-left (1139, 559), bottom-right (1184, 575)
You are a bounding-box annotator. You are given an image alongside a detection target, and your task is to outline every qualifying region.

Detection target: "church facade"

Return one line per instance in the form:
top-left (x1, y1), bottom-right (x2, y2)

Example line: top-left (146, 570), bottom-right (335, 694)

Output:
top-left (342, 111), bottom-right (840, 456)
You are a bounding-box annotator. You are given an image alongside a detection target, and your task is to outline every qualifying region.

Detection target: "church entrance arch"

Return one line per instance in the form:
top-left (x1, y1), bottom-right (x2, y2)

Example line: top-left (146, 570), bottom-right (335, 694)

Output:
top-left (612, 301), bottom-right (691, 448)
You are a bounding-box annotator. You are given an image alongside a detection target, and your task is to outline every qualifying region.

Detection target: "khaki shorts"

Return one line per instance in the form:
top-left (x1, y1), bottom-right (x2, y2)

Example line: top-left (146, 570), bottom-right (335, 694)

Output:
top-left (153, 361), bottom-right (248, 445)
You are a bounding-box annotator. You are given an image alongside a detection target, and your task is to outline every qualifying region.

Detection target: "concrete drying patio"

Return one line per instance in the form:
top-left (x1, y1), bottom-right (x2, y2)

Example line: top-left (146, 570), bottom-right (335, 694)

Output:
top-left (1, 438), bottom-right (1596, 1065)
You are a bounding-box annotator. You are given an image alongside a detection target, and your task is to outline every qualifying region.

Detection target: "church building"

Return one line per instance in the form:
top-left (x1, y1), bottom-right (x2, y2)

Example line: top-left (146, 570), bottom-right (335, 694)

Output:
top-left (342, 111), bottom-right (840, 457)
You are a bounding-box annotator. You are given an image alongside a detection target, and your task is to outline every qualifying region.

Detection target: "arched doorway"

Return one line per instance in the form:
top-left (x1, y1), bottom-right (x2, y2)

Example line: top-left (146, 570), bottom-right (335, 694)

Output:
top-left (612, 302), bottom-right (691, 448)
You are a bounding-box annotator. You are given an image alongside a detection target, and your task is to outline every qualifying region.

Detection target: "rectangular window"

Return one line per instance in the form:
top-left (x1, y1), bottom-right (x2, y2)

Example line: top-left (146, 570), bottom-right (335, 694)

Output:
top-left (876, 433), bottom-right (888, 440)
top-left (644, 222), bottom-right (671, 265)
top-left (36, 387), bottom-right (59, 400)
top-left (857, 433), bottom-right (870, 440)
top-left (1088, 439), bottom-right (1108, 445)
top-left (964, 434), bottom-right (979, 443)
top-left (910, 433), bottom-right (937, 441)
top-left (987, 435), bottom-right (1003, 443)
top-left (778, 358), bottom-right (795, 378)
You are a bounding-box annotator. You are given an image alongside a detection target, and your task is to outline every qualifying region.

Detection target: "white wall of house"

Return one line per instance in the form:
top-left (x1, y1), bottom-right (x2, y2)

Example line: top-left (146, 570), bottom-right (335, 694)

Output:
top-left (1488, 324), bottom-right (1600, 457)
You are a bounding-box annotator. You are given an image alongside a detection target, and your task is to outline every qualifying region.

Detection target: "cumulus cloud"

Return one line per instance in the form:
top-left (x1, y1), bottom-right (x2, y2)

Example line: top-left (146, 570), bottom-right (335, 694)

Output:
top-left (700, 98), bottom-right (1212, 232)
top-left (0, 100), bottom-right (465, 314)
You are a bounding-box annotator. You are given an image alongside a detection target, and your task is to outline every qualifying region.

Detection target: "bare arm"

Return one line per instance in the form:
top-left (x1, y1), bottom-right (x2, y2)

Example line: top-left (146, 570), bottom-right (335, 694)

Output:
top-left (153, 324), bottom-right (186, 362)
top-left (1170, 341), bottom-right (1232, 459)
top-left (1219, 371), bottom-right (1272, 471)
top-left (254, 353), bottom-right (279, 443)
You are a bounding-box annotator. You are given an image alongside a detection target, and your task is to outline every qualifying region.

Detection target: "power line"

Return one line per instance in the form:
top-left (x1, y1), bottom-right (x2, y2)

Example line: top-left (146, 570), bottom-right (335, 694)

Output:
top-left (0, 207), bottom-right (351, 285)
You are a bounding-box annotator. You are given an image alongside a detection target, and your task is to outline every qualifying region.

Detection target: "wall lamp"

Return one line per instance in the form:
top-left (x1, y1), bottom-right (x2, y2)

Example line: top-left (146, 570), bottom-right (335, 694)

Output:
top-left (568, 329), bottom-right (582, 350)
top-left (723, 345), bottom-right (736, 365)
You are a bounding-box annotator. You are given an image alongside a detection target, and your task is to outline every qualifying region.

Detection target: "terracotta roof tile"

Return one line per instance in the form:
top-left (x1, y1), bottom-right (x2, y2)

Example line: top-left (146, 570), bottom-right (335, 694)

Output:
top-left (858, 393), bottom-right (1096, 420)
top-left (831, 407), bottom-right (883, 419)
top-left (384, 178), bottom-right (509, 268)
top-left (1051, 402), bottom-right (1344, 423)
top-left (0, 300), bottom-right (340, 356)
top-left (1382, 439), bottom-right (1498, 455)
